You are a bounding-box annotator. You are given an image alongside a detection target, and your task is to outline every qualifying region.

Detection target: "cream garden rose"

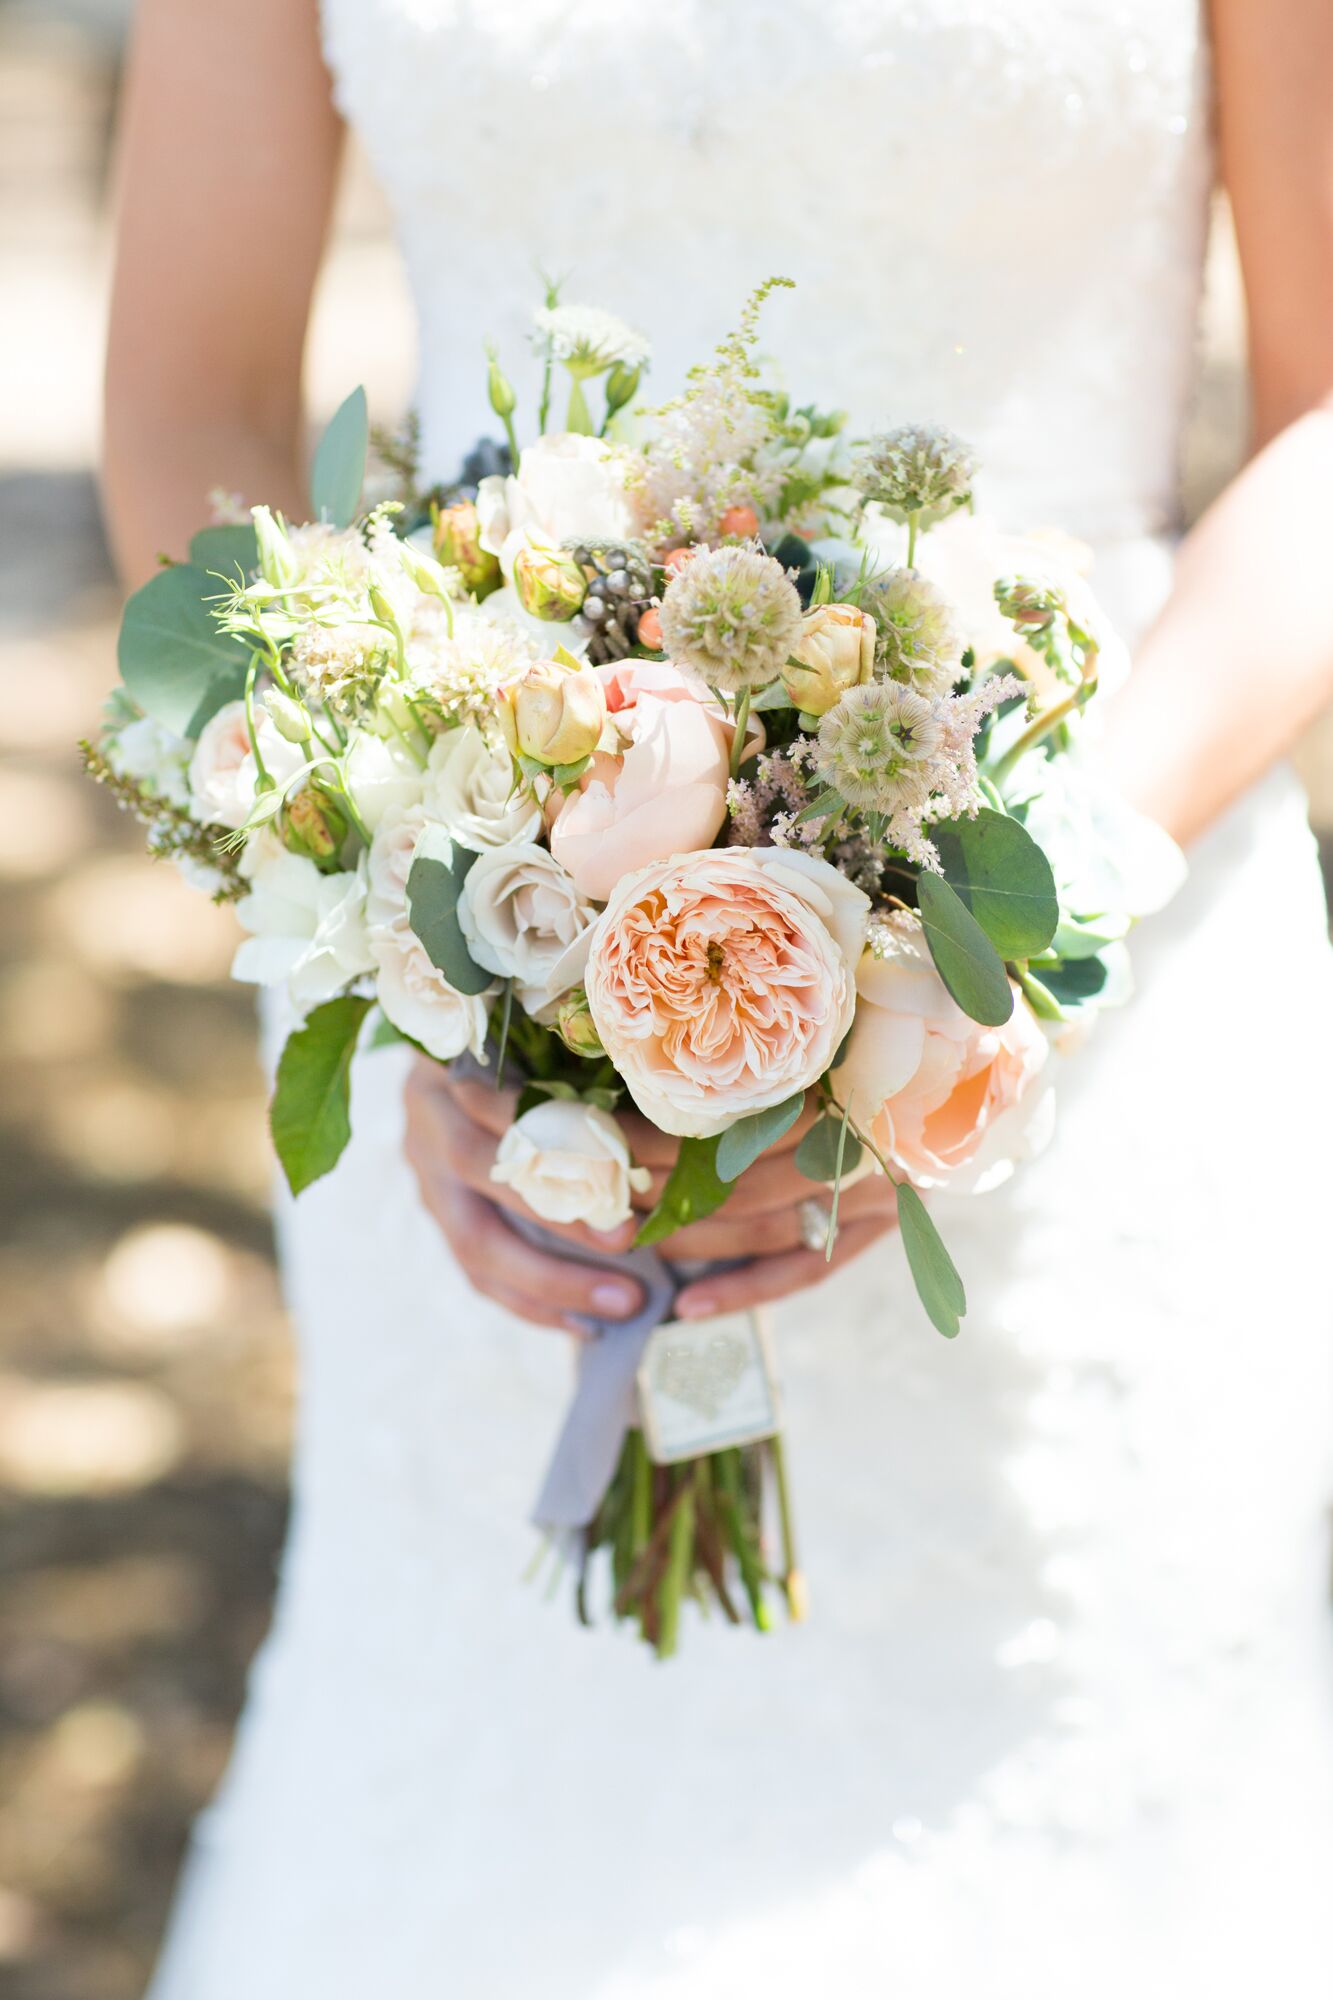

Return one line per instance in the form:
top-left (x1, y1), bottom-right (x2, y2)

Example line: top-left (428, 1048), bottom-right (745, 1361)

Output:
top-left (231, 833), bottom-right (375, 1012)
top-left (188, 701), bottom-right (304, 830)
top-left (476, 433), bottom-right (637, 580)
top-left (425, 723), bottom-right (541, 849)
top-left (502, 656), bottom-right (607, 767)
top-left (579, 848), bottom-right (870, 1138)
top-left (457, 843), bottom-right (596, 1017)
top-left (834, 910), bottom-right (1053, 1191)
top-left (490, 1099), bottom-right (650, 1232)
top-left (369, 920), bottom-right (491, 1063)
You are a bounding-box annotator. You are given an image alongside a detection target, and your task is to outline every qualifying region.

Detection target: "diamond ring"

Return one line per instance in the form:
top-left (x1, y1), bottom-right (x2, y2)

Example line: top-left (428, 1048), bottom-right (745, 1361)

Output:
top-left (798, 1195), bottom-right (835, 1254)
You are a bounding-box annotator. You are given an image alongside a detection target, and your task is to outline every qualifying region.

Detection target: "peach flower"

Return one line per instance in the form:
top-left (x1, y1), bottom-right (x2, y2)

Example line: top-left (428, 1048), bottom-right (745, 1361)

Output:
top-left (580, 848), bottom-right (869, 1138)
top-left (548, 660), bottom-right (732, 902)
top-left (834, 911), bottom-right (1053, 1192)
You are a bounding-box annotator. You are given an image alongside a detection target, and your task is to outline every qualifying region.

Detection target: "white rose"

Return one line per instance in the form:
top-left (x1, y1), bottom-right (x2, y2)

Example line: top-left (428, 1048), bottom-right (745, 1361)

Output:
top-left (343, 732), bottom-right (427, 833)
top-left (366, 801), bottom-right (434, 928)
top-left (425, 724), bottom-right (540, 849)
top-left (476, 433), bottom-right (636, 579)
top-left (108, 716), bottom-right (191, 808)
top-left (458, 843), bottom-right (596, 1017)
top-left (231, 836), bottom-right (374, 1011)
top-left (188, 701), bottom-right (304, 830)
top-left (490, 1100), bottom-right (651, 1231)
top-left (369, 919), bottom-right (490, 1062)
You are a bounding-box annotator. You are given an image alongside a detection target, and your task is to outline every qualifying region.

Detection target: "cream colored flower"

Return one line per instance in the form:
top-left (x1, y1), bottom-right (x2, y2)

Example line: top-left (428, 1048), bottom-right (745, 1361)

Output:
top-left (491, 1099), bottom-right (651, 1232)
top-left (425, 724), bottom-right (541, 849)
top-left (457, 843), bottom-right (596, 1017)
top-left (369, 919), bottom-right (491, 1063)
top-left (503, 656), bottom-right (607, 767)
top-left (782, 603), bottom-right (876, 715)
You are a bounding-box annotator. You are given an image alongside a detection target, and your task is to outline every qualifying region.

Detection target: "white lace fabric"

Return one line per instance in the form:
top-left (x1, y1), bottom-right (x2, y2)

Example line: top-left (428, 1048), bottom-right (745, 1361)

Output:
top-left (148, 4), bottom-right (1333, 1995)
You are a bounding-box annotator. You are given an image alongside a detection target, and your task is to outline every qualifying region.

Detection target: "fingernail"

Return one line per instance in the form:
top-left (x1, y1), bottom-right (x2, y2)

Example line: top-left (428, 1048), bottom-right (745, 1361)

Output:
top-left (676, 1295), bottom-right (714, 1320)
top-left (592, 1282), bottom-right (638, 1316)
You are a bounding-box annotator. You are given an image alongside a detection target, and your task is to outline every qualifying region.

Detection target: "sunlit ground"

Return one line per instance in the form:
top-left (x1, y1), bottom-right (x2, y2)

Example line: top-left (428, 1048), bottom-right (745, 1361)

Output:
top-left (1, 7), bottom-right (1330, 1997)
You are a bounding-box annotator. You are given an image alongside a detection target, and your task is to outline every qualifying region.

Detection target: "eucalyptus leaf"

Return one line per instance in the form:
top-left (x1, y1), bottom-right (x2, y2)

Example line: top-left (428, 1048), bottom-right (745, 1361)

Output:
top-left (117, 563), bottom-right (251, 738)
top-left (189, 523), bottom-right (260, 576)
top-left (635, 1135), bottom-right (732, 1245)
top-left (916, 871), bottom-right (1014, 1027)
top-left (310, 385), bottom-right (368, 528)
top-left (269, 995), bottom-right (371, 1194)
top-left (934, 807), bottom-right (1059, 958)
top-left (406, 830), bottom-right (491, 995)
top-left (795, 1114), bottom-right (864, 1183)
top-left (715, 1092), bottom-right (805, 1183)
top-left (896, 1182), bottom-right (967, 1338)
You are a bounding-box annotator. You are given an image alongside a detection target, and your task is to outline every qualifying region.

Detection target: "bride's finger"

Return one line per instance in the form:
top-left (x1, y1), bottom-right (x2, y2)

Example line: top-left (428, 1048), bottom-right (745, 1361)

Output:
top-left (415, 1178), bottom-right (646, 1331)
top-left (672, 1212), bottom-right (896, 1319)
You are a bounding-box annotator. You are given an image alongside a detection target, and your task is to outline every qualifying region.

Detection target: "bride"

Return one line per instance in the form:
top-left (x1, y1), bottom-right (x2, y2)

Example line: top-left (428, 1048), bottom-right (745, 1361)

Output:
top-left (105, 1), bottom-right (1333, 1993)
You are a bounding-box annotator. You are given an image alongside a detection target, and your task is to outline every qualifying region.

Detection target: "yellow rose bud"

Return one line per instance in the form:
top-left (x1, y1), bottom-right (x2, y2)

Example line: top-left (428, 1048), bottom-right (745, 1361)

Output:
top-left (556, 987), bottom-right (605, 1058)
top-left (512, 542), bottom-right (588, 623)
top-left (505, 656), bottom-right (606, 768)
top-left (432, 499), bottom-right (502, 598)
top-left (781, 603), bottom-right (877, 717)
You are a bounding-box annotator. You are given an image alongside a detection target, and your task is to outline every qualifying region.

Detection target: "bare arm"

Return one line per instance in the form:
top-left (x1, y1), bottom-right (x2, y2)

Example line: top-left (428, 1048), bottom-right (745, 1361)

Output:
top-left (102, 0), bottom-right (343, 588)
top-left (1097, 0), bottom-right (1333, 844)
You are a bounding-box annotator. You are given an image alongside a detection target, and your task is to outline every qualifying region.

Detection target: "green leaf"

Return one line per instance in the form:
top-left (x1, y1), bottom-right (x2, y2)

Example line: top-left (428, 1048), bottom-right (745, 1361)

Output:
top-left (916, 871), bottom-right (1014, 1027)
top-left (405, 830), bottom-right (491, 995)
top-left (715, 1092), bottom-right (805, 1183)
top-left (795, 1113), bottom-right (864, 1183)
top-left (269, 995), bottom-right (371, 1194)
top-left (896, 1182), bottom-right (967, 1338)
top-left (933, 807), bottom-right (1059, 958)
top-left (635, 1136), bottom-right (732, 1245)
top-left (310, 386), bottom-right (368, 528)
top-left (117, 563), bottom-right (251, 738)
top-left (188, 523), bottom-right (259, 576)
top-left (364, 1006), bottom-right (408, 1051)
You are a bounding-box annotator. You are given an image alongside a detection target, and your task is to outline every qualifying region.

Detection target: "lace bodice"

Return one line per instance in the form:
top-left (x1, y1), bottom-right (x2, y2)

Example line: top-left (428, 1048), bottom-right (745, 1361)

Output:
top-left (321, 0), bottom-right (1212, 544)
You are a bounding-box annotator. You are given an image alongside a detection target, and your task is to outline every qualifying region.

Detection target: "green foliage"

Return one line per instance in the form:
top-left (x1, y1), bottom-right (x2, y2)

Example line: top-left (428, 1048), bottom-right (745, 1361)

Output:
top-left (795, 1113), bottom-right (864, 1183)
top-left (896, 1182), bottom-right (967, 1338)
top-left (405, 830), bottom-right (491, 995)
top-left (916, 871), bottom-right (1014, 1027)
top-left (933, 807), bottom-right (1058, 959)
top-left (189, 524), bottom-right (260, 576)
top-left (310, 386), bottom-right (369, 528)
top-left (635, 1136), bottom-right (732, 1245)
top-left (715, 1093), bottom-right (805, 1183)
top-left (117, 563), bottom-right (250, 738)
top-left (269, 996), bottom-right (372, 1194)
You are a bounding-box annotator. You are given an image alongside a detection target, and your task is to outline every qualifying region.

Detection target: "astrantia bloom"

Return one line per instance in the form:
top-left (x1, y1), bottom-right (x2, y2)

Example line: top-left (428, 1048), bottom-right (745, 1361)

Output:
top-left (581, 848), bottom-right (869, 1138)
top-left (657, 542), bottom-right (803, 694)
top-left (861, 568), bottom-right (965, 693)
top-left (855, 424), bottom-right (977, 522)
top-left (534, 303), bottom-right (651, 377)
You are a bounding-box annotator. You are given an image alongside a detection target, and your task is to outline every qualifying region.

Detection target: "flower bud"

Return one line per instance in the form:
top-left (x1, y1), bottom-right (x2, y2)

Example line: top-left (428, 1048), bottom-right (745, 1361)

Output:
top-left (781, 603), bottom-right (877, 716)
top-left (280, 785), bottom-right (348, 868)
top-left (718, 505), bottom-right (760, 539)
top-left (487, 351), bottom-right (517, 421)
top-left (432, 499), bottom-right (502, 597)
top-left (504, 655), bottom-right (606, 767)
top-left (252, 505), bottom-right (301, 590)
top-left (603, 361), bottom-right (641, 419)
top-left (399, 539), bottom-right (457, 601)
top-left (264, 688), bottom-right (313, 744)
top-left (513, 542), bottom-right (588, 623)
top-left (556, 987), bottom-right (605, 1058)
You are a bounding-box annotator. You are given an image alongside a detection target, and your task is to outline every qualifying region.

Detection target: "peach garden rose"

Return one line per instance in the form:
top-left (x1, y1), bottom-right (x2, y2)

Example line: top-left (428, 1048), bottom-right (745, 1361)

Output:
top-left (580, 848), bottom-right (870, 1139)
top-left (834, 910), bottom-right (1053, 1192)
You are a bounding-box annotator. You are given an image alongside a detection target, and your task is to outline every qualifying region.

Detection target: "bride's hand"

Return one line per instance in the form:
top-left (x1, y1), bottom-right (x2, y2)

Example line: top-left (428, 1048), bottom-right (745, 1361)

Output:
top-left (403, 1059), bottom-right (898, 1333)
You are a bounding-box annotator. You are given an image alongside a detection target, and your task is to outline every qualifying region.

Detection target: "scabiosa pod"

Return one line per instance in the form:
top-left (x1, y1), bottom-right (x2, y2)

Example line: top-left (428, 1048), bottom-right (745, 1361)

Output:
top-left (860, 567), bottom-right (966, 693)
top-left (854, 423), bottom-right (977, 529)
top-left (814, 682), bottom-right (944, 811)
top-left (657, 541), bottom-right (803, 695)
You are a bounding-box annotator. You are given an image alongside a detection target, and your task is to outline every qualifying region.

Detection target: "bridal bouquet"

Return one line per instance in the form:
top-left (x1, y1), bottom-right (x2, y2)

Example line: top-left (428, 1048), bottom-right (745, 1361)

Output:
top-left (88, 281), bottom-right (1180, 1655)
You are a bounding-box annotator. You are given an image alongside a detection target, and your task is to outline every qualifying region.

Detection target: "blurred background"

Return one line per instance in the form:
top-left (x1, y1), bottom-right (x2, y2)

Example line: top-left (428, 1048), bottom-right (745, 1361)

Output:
top-left (0, 3), bottom-right (1330, 1996)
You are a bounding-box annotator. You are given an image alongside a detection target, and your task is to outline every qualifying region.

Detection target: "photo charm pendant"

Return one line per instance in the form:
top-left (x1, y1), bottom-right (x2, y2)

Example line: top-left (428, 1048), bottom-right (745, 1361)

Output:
top-left (636, 1309), bottom-right (781, 1464)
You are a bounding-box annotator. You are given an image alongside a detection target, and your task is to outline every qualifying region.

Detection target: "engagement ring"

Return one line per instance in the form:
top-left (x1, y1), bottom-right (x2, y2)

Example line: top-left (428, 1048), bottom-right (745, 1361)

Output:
top-left (798, 1196), bottom-right (835, 1254)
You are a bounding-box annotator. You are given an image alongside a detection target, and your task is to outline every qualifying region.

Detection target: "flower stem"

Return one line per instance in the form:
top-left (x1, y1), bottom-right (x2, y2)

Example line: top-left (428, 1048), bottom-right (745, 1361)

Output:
top-left (990, 687), bottom-right (1082, 785)
top-left (565, 376), bottom-right (595, 437)
top-left (768, 1433), bottom-right (806, 1622)
top-left (906, 509), bottom-right (920, 567)
top-left (729, 686), bottom-right (753, 781)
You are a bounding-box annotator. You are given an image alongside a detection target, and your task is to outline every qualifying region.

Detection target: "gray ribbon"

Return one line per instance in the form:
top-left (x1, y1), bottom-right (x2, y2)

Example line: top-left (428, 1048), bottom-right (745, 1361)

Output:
top-left (447, 1049), bottom-right (737, 1530)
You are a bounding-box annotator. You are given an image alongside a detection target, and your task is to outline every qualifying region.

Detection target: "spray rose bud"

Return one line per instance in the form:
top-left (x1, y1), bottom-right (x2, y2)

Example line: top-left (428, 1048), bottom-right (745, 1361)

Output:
top-left (487, 352), bottom-right (517, 423)
top-left (264, 687), bottom-right (313, 743)
top-left (782, 603), bottom-right (877, 716)
top-left (504, 656), bottom-right (607, 767)
top-left (432, 499), bottom-right (502, 597)
top-left (556, 987), bottom-right (605, 1058)
top-left (280, 785), bottom-right (348, 868)
top-left (513, 542), bottom-right (588, 623)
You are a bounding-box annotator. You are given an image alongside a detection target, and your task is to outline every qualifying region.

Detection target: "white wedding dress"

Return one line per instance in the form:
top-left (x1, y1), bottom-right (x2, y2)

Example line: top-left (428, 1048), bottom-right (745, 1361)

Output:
top-left (149, 2), bottom-right (1333, 1994)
